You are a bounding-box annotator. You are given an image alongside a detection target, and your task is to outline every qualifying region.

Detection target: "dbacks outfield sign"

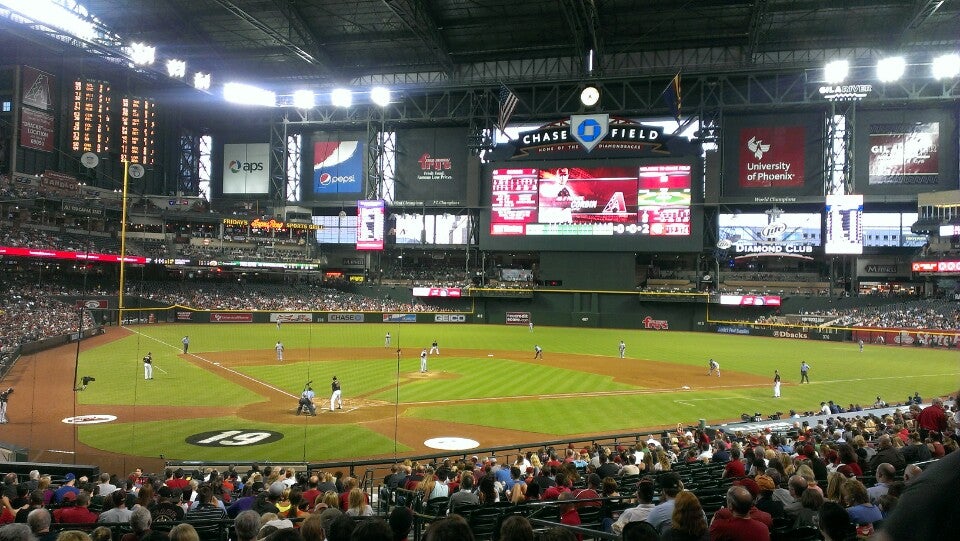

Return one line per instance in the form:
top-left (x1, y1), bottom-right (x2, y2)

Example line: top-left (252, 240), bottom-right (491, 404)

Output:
top-left (313, 141), bottom-right (364, 194)
top-left (513, 115), bottom-right (665, 157)
top-left (738, 126), bottom-right (805, 188)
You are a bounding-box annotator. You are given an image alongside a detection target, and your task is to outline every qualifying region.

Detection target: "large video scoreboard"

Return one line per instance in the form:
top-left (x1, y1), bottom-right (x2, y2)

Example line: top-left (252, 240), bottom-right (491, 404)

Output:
top-left (483, 160), bottom-right (702, 251)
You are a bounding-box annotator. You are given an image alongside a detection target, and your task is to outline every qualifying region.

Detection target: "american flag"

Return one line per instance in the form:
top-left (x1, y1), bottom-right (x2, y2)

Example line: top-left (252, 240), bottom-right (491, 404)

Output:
top-left (497, 83), bottom-right (519, 134)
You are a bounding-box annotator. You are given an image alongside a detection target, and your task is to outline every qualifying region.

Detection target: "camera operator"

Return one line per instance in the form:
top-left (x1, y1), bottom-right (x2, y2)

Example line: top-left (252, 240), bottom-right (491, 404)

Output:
top-left (0, 388), bottom-right (13, 424)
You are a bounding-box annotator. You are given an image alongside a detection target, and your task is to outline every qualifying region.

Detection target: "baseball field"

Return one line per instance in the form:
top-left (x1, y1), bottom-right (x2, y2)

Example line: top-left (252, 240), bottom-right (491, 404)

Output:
top-left (4, 322), bottom-right (958, 474)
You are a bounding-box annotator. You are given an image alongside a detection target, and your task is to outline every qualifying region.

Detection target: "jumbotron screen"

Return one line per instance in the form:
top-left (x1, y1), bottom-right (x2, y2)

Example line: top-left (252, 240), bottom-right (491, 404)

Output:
top-left (490, 164), bottom-right (691, 237)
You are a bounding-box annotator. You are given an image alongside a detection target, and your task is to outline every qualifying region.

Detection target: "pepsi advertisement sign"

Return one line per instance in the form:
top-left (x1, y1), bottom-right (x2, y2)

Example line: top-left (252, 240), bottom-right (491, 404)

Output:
top-left (313, 140), bottom-right (364, 195)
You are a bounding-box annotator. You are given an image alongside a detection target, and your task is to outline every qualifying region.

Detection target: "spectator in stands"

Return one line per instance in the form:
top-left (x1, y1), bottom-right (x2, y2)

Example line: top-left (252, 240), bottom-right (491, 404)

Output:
top-left (350, 518), bottom-right (392, 541)
top-left (721, 447), bottom-right (745, 478)
top-left (900, 432), bottom-right (931, 463)
top-left (15, 490), bottom-right (44, 523)
top-left (643, 472), bottom-right (683, 534)
top-left (660, 490), bottom-right (708, 541)
top-left (477, 474), bottom-right (499, 504)
top-left (387, 506), bottom-right (412, 541)
top-left (423, 515), bottom-right (473, 541)
top-left (902, 464), bottom-right (922, 485)
top-left (26, 509), bottom-right (55, 541)
top-left (98, 491), bottom-right (132, 523)
top-left (792, 487), bottom-right (823, 530)
top-left (708, 486), bottom-right (770, 541)
top-left (610, 477), bottom-right (655, 535)
top-left (185, 486), bottom-right (226, 524)
top-left (325, 514), bottom-right (355, 541)
top-left (869, 435), bottom-right (906, 472)
top-left (782, 475), bottom-right (808, 519)
top-left (254, 483), bottom-right (284, 515)
top-left (54, 493), bottom-right (98, 524)
top-left (621, 521), bottom-right (660, 541)
top-left (762, 470), bottom-right (791, 506)
top-left (498, 515), bottom-right (533, 541)
top-left (918, 398), bottom-right (950, 440)
top-left (557, 492), bottom-right (582, 541)
top-left (841, 478), bottom-right (882, 527)
top-left (168, 524), bottom-right (198, 541)
top-left (234, 511), bottom-right (260, 541)
top-left (818, 502), bottom-right (854, 541)
top-left (753, 475), bottom-right (784, 520)
top-left (540, 472), bottom-right (570, 501)
top-left (867, 463), bottom-right (895, 505)
top-left (95, 474), bottom-right (117, 498)
top-left (447, 473), bottom-right (478, 515)
top-left (0, 523), bottom-right (34, 541)
top-left (345, 488), bottom-right (373, 518)
top-left (54, 474), bottom-right (81, 503)
top-left (712, 478), bottom-right (772, 528)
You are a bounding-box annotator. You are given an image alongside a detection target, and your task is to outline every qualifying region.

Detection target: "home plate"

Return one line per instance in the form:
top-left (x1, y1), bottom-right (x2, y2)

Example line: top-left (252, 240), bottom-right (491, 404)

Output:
top-left (424, 437), bottom-right (480, 451)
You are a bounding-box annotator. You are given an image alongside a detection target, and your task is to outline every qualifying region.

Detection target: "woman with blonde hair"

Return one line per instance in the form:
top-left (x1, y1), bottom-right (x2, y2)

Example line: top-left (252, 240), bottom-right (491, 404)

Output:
top-left (661, 491), bottom-right (708, 541)
top-left (656, 448), bottom-right (672, 471)
top-left (824, 472), bottom-right (845, 502)
top-left (346, 487), bottom-right (374, 517)
top-left (780, 453), bottom-right (795, 476)
top-left (316, 490), bottom-right (338, 511)
top-left (641, 451), bottom-right (655, 473)
top-left (796, 464), bottom-right (823, 496)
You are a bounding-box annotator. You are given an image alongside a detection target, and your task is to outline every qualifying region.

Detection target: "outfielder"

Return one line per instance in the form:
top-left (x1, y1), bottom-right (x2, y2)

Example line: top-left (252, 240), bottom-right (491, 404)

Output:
top-left (143, 352), bottom-right (153, 380)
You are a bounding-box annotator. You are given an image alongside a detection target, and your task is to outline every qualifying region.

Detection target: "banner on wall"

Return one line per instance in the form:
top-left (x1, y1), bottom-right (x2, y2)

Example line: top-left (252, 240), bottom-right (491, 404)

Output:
top-left (868, 122), bottom-right (939, 185)
top-left (738, 126), bottom-right (806, 188)
top-left (19, 108), bottom-right (55, 152)
top-left (21, 66), bottom-right (56, 111)
top-left (721, 113), bottom-right (824, 202)
top-left (222, 143), bottom-right (270, 194)
top-left (394, 127), bottom-right (469, 206)
top-left (313, 140), bottom-right (364, 195)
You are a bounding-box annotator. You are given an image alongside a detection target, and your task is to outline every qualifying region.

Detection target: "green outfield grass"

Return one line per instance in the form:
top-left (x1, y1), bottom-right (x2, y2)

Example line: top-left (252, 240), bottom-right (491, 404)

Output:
top-left (75, 323), bottom-right (960, 462)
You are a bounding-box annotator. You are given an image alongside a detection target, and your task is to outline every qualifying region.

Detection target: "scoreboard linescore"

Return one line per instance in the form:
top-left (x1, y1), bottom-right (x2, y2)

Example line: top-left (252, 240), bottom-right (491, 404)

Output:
top-left (490, 164), bottom-right (692, 237)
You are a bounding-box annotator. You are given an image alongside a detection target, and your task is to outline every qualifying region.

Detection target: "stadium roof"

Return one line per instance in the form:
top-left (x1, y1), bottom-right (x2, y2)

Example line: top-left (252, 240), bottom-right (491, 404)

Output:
top-left (4, 0), bottom-right (960, 90)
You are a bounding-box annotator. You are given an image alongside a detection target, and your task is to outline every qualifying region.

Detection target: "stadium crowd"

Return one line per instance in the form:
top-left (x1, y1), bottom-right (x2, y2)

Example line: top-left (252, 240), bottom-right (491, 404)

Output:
top-left (0, 394), bottom-right (955, 541)
top-left (821, 300), bottom-right (960, 331)
top-left (0, 277), bottom-right (97, 358)
top-left (130, 282), bottom-right (454, 313)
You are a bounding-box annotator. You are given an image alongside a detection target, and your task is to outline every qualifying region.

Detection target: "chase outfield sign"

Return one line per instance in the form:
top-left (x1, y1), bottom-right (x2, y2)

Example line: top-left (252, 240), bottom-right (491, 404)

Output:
top-left (514, 115), bottom-right (664, 156)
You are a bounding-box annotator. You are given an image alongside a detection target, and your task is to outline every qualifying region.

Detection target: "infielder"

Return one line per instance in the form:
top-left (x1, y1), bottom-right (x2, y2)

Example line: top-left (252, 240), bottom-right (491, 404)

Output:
top-left (534, 345), bottom-right (543, 359)
top-left (618, 340), bottom-right (626, 359)
top-left (429, 340), bottom-right (439, 355)
top-left (384, 332), bottom-right (391, 347)
top-left (420, 349), bottom-right (428, 373)
top-left (330, 377), bottom-right (342, 411)
top-left (707, 359), bottom-right (720, 377)
top-left (275, 341), bottom-right (285, 362)
top-left (143, 352), bottom-right (153, 380)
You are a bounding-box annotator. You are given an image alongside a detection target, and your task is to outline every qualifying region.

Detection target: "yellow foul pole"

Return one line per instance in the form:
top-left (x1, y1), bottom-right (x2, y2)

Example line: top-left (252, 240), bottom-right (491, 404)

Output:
top-left (118, 161), bottom-right (129, 326)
